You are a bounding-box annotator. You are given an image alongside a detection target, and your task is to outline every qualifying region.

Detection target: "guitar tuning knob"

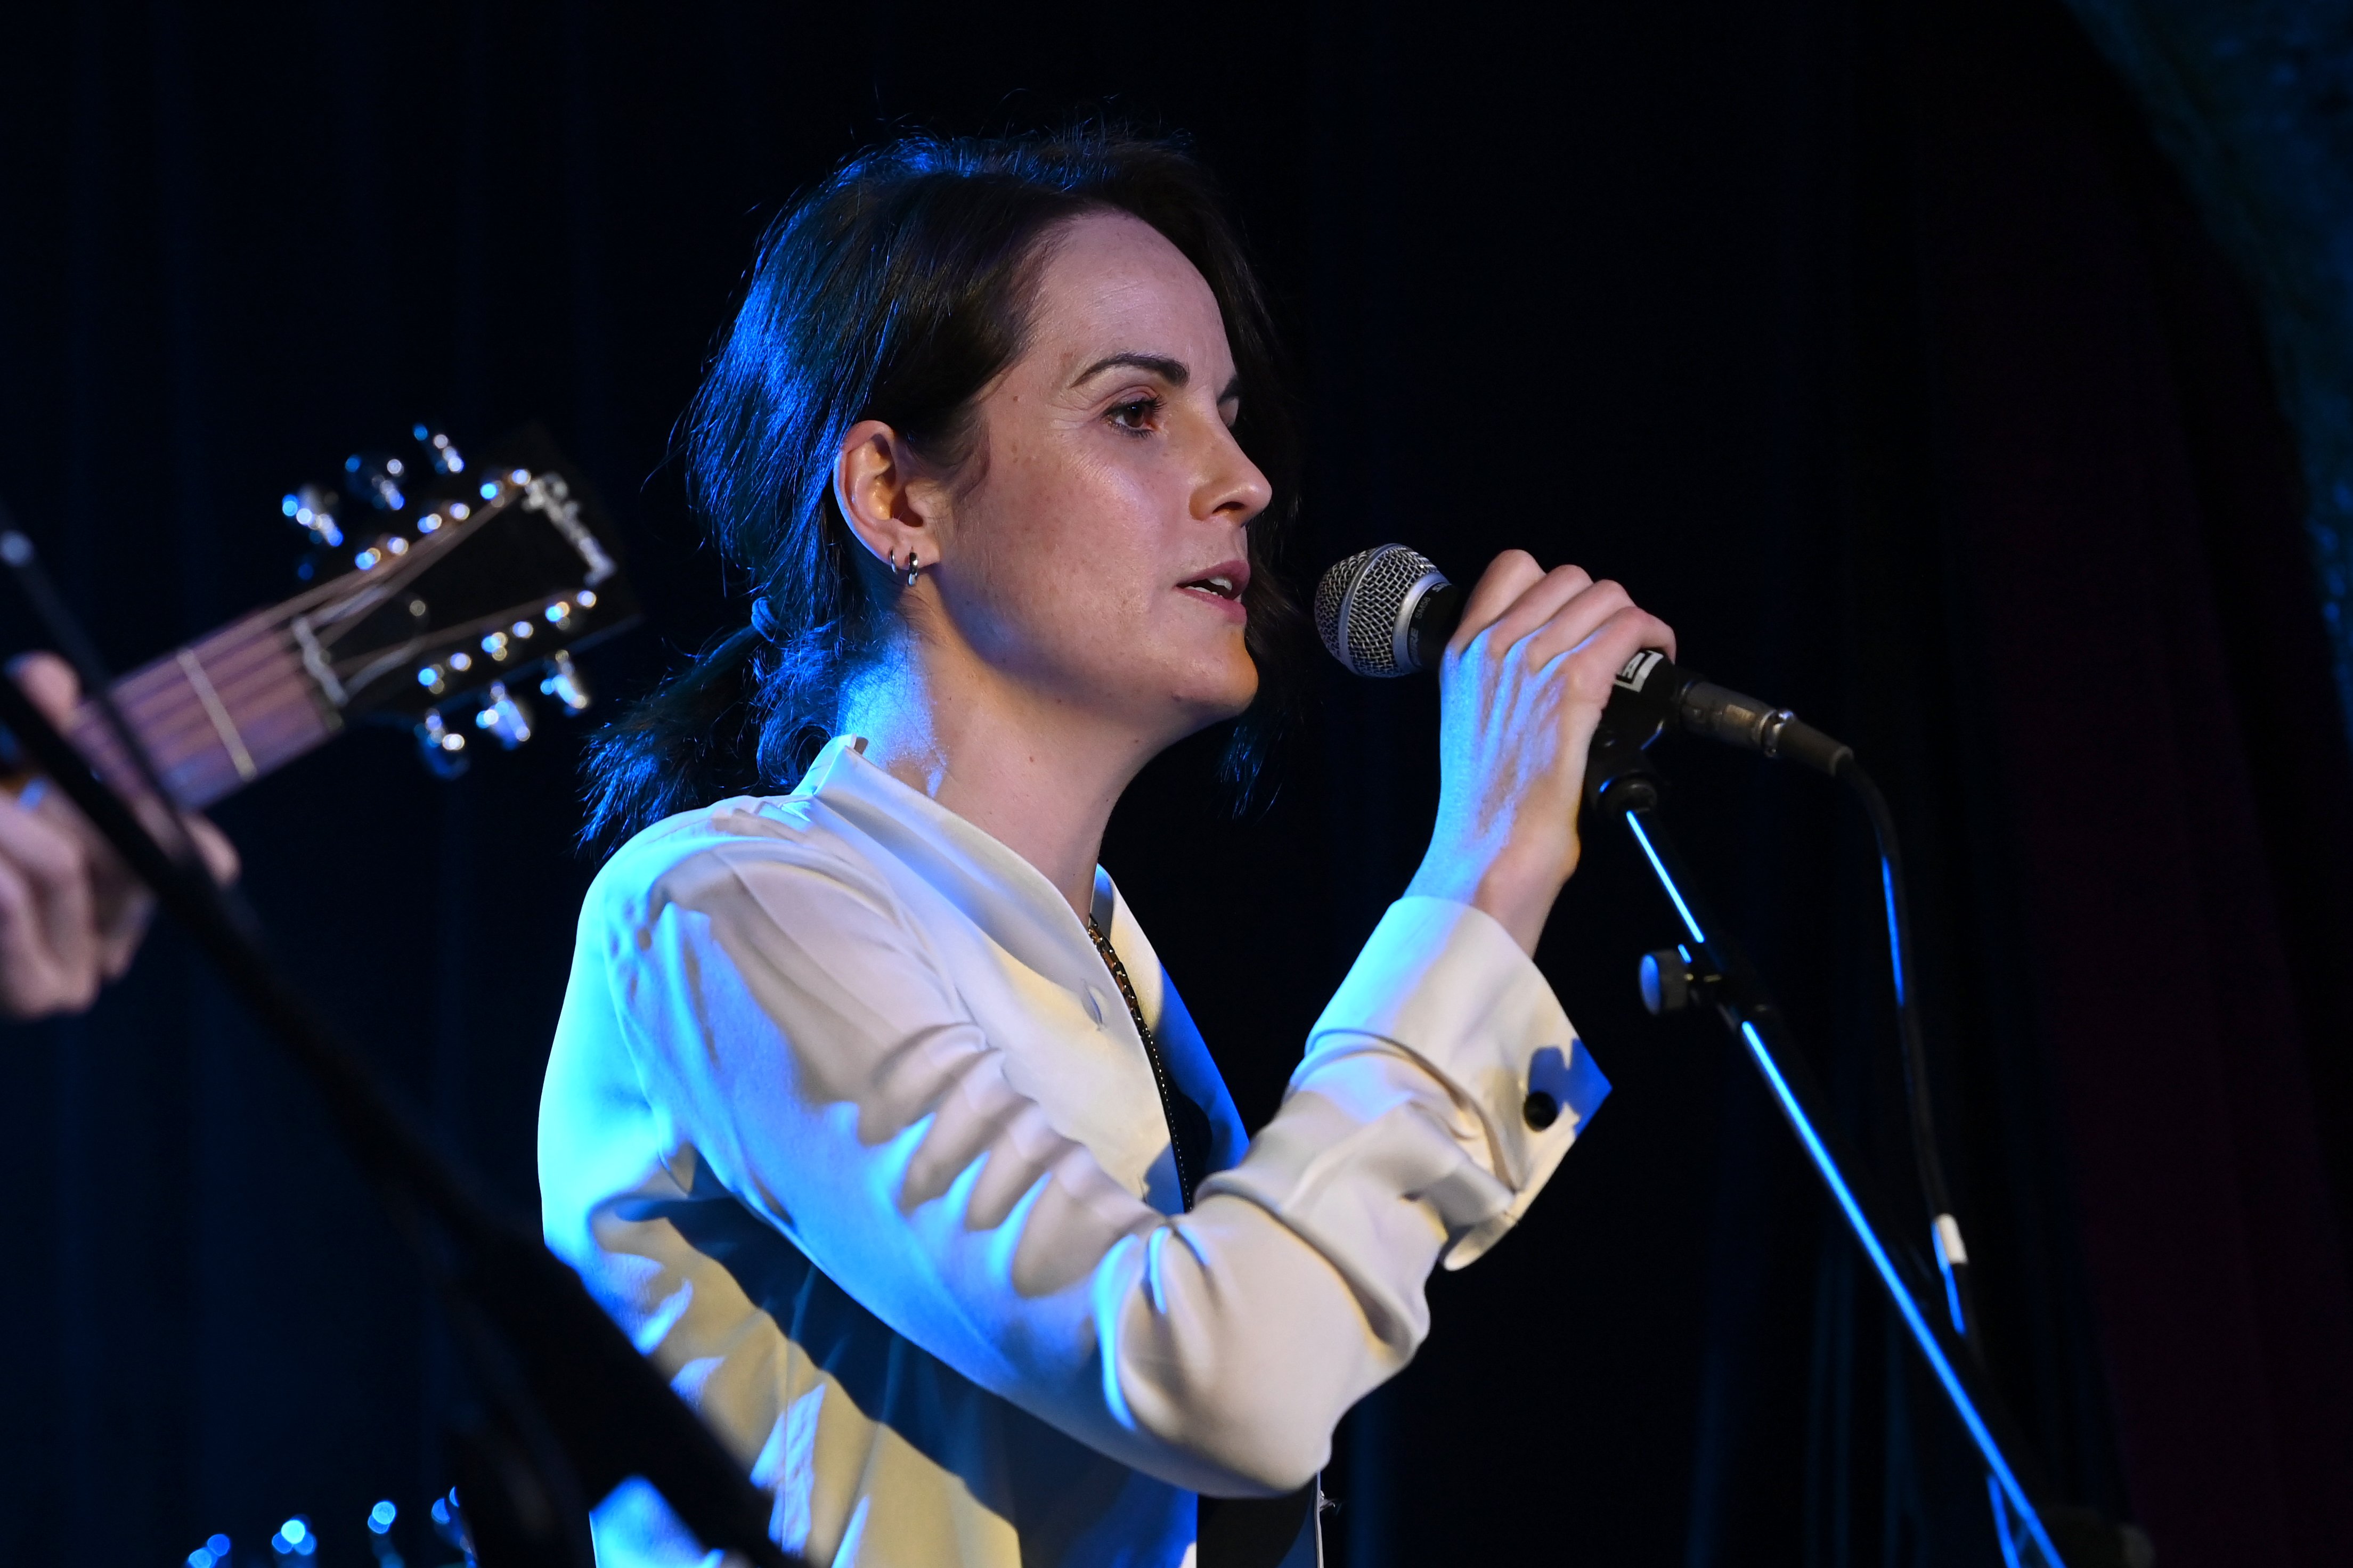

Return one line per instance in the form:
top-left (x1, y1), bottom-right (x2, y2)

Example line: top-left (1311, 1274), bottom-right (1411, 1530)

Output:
top-left (344, 452), bottom-right (409, 512)
top-left (473, 681), bottom-right (534, 749)
top-left (411, 422), bottom-right (466, 475)
top-left (538, 650), bottom-right (591, 714)
top-left (282, 484), bottom-right (344, 547)
top-left (416, 711), bottom-right (469, 778)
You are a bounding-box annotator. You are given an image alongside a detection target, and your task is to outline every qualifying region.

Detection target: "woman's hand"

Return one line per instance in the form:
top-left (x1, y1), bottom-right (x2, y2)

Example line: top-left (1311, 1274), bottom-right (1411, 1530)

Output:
top-left (1, 652), bottom-right (239, 1019)
top-left (1404, 552), bottom-right (1676, 956)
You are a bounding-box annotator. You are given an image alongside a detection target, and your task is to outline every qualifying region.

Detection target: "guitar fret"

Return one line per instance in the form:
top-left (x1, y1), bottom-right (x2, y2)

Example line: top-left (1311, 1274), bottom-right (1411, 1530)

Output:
top-left (176, 648), bottom-right (259, 783)
top-left (66, 619), bottom-right (336, 810)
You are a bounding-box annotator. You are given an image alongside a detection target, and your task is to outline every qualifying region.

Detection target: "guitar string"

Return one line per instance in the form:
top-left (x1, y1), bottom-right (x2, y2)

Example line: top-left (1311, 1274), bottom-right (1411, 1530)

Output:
top-left (89, 510), bottom-right (465, 738)
top-left (73, 583), bottom-right (392, 784)
top-left (96, 594), bottom-right (342, 728)
top-left (71, 496), bottom-right (536, 790)
top-left (94, 632), bottom-right (312, 763)
top-left (86, 636), bottom-right (331, 788)
top-left (103, 494), bottom-right (482, 737)
top-left (109, 638), bottom-right (300, 742)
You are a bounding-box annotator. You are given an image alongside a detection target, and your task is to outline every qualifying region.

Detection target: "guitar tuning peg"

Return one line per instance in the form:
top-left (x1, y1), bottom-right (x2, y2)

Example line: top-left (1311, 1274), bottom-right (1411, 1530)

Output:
top-left (282, 484), bottom-right (344, 547)
top-left (365, 1499), bottom-right (403, 1568)
top-left (411, 423), bottom-right (467, 475)
top-left (538, 649), bottom-right (591, 714)
top-left (430, 1488), bottom-right (470, 1555)
top-left (344, 452), bottom-right (408, 512)
top-left (472, 681), bottom-right (534, 749)
top-left (270, 1514), bottom-right (319, 1557)
top-left (416, 711), bottom-right (469, 778)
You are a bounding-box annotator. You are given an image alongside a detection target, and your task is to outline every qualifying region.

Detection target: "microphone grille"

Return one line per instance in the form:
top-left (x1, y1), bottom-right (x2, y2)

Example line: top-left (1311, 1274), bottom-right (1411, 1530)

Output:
top-left (1314, 543), bottom-right (1444, 677)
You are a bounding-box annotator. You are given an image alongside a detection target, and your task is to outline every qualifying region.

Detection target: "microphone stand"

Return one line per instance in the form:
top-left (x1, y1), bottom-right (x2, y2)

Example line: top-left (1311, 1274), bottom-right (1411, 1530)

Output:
top-left (1581, 729), bottom-right (2069, 1567)
top-left (0, 565), bottom-right (798, 1567)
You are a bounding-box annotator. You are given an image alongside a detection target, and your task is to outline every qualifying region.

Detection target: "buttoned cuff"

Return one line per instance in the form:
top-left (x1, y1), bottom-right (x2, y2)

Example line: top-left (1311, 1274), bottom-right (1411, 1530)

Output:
top-left (1299, 896), bottom-right (1607, 1267)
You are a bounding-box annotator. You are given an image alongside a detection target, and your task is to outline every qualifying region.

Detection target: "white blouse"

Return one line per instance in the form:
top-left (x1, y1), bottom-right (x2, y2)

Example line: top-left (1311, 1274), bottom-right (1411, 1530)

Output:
top-left (538, 734), bottom-right (1609, 1567)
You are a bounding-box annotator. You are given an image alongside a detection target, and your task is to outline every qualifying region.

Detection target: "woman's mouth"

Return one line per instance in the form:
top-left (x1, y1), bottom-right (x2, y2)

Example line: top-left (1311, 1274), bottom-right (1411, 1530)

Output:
top-left (1177, 559), bottom-right (1251, 613)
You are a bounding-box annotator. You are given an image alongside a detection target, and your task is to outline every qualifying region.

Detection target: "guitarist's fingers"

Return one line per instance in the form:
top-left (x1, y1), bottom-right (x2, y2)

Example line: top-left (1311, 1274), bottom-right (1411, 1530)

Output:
top-left (183, 814), bottom-right (240, 889)
top-left (0, 858), bottom-right (65, 1016)
top-left (0, 794), bottom-right (97, 1017)
top-left (7, 651), bottom-right (81, 725)
top-left (87, 816), bottom-right (156, 983)
top-left (6, 650), bottom-right (233, 992)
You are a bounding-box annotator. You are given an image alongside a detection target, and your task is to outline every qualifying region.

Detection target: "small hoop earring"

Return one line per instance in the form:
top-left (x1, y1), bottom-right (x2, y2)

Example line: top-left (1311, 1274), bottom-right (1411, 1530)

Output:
top-left (902, 549), bottom-right (921, 589)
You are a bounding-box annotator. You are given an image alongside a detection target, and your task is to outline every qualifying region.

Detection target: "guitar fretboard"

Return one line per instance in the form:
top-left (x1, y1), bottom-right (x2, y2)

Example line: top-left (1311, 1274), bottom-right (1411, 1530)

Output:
top-left (68, 609), bottom-right (337, 810)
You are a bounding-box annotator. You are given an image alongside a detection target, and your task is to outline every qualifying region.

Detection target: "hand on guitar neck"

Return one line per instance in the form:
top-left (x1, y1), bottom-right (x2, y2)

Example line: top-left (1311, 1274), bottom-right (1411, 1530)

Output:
top-left (0, 428), bottom-right (634, 1019)
top-left (1, 652), bottom-right (239, 1020)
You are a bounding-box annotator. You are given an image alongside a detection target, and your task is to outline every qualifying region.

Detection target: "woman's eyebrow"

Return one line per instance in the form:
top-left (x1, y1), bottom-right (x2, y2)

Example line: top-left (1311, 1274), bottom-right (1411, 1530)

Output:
top-left (1072, 352), bottom-right (1189, 388)
top-left (1070, 354), bottom-right (1245, 407)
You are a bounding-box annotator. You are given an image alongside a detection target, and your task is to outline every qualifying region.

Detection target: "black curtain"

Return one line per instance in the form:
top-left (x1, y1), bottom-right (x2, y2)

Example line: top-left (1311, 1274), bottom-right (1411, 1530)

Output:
top-left (3, 3), bottom-right (2348, 1566)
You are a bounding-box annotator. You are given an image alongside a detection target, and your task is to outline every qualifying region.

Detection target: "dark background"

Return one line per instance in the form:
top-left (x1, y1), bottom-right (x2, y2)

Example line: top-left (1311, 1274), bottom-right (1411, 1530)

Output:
top-left (3, 2), bottom-right (2351, 1565)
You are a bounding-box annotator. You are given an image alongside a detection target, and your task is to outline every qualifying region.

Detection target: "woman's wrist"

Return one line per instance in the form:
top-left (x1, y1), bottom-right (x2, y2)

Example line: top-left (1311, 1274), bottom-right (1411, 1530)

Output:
top-left (1404, 841), bottom-right (1574, 957)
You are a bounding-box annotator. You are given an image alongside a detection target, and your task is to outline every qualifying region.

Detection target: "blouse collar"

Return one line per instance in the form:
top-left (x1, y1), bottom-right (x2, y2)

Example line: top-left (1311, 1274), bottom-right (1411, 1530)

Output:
top-left (791, 734), bottom-right (1125, 997)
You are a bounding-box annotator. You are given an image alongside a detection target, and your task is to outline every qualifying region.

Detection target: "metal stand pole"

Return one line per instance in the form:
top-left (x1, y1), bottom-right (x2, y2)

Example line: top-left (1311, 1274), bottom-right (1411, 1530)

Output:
top-left (1585, 733), bottom-right (2068, 1566)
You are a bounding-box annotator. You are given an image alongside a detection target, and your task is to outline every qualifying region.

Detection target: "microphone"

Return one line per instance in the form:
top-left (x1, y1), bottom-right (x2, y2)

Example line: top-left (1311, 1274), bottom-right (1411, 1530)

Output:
top-left (1313, 543), bottom-right (1854, 775)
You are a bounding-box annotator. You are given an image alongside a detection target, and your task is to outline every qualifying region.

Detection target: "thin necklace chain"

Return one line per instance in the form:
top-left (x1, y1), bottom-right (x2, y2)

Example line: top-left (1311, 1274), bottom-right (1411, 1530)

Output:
top-left (1086, 914), bottom-right (1198, 1211)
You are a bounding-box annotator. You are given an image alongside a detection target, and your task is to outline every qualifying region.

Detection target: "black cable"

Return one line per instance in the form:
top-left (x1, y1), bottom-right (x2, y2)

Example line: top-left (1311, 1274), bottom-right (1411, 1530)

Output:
top-left (1837, 757), bottom-right (1980, 1347)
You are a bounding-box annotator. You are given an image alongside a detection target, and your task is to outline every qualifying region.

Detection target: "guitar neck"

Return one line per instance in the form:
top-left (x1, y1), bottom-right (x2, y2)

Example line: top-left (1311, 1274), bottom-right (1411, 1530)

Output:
top-left (67, 609), bottom-right (339, 811)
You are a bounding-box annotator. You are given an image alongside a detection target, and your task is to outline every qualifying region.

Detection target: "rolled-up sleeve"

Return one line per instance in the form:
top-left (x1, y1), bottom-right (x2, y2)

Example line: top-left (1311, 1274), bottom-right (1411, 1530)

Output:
top-left (605, 842), bottom-right (1608, 1498)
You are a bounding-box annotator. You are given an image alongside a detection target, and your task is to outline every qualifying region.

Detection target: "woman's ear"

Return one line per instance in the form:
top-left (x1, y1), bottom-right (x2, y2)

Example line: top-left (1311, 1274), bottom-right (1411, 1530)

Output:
top-left (834, 419), bottom-right (940, 574)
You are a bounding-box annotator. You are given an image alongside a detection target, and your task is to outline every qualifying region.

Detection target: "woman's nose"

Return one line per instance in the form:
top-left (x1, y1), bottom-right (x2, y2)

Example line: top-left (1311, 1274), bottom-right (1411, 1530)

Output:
top-left (1195, 422), bottom-right (1273, 524)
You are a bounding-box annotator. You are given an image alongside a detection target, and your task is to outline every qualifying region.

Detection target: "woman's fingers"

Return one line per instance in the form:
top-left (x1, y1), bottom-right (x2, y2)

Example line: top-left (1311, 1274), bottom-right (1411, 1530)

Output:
top-left (1460, 559), bottom-right (1602, 660)
top-left (1524, 597), bottom-right (1679, 689)
top-left (1413, 550), bottom-right (1679, 953)
top-left (1448, 550), bottom-right (1550, 651)
top-left (1510, 577), bottom-right (1634, 673)
top-left (1458, 558), bottom-right (1677, 691)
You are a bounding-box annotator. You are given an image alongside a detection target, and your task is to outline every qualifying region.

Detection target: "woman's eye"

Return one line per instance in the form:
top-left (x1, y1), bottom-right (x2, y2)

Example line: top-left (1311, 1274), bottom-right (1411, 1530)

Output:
top-left (1107, 395), bottom-right (1163, 432)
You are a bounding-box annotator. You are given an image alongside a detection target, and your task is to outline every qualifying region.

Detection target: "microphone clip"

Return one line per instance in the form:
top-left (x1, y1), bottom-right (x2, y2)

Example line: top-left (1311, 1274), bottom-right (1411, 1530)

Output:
top-left (1584, 716), bottom-right (1666, 818)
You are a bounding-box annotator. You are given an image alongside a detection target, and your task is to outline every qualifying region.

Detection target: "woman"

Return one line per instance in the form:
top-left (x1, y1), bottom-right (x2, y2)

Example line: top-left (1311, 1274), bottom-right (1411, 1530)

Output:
top-left (540, 132), bottom-right (1672, 1568)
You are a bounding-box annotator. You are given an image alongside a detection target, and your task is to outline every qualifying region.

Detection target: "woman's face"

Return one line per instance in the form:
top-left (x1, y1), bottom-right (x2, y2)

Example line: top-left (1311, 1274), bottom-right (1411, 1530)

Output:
top-left (923, 210), bottom-right (1272, 748)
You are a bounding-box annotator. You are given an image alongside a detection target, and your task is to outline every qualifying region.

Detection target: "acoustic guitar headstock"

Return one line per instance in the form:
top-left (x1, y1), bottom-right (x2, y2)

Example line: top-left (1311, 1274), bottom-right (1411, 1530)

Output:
top-left (274, 423), bottom-right (639, 776)
top-left (68, 424), bottom-right (642, 810)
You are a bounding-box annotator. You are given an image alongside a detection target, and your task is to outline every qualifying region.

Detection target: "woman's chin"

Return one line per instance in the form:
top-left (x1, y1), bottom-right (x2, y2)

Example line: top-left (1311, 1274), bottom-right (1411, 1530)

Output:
top-left (1169, 661), bottom-right (1259, 730)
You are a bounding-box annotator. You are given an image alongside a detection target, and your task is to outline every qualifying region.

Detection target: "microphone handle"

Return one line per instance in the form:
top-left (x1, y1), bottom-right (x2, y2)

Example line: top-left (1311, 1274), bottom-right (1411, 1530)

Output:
top-left (1404, 585), bottom-right (1852, 775)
